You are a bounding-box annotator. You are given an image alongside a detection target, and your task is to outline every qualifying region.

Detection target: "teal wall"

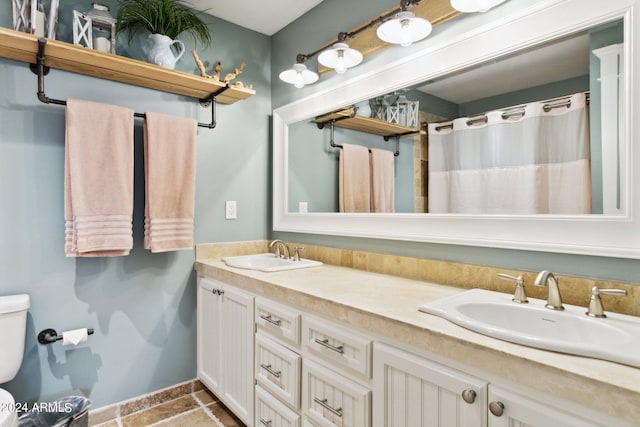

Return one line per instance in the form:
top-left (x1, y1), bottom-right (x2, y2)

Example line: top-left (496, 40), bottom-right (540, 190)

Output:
top-left (271, 0), bottom-right (640, 284)
top-left (0, 0), bottom-right (270, 408)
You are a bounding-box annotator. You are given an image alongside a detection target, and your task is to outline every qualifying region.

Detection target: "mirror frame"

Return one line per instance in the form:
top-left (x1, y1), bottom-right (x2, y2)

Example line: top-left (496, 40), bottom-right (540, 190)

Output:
top-left (273, 0), bottom-right (640, 259)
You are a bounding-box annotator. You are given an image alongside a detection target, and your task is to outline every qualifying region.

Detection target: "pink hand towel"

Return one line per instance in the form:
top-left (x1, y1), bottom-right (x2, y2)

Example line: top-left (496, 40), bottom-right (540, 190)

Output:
top-left (339, 144), bottom-right (371, 213)
top-left (144, 112), bottom-right (197, 252)
top-left (370, 148), bottom-right (395, 213)
top-left (64, 99), bottom-right (134, 257)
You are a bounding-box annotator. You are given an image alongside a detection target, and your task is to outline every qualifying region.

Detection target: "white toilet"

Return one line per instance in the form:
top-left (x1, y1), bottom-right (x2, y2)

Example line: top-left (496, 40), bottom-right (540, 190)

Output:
top-left (0, 294), bottom-right (30, 427)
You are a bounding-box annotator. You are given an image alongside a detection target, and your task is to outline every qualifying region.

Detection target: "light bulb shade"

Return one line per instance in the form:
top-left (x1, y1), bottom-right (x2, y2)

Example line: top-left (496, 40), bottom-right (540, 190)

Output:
top-left (376, 11), bottom-right (432, 47)
top-left (450, 0), bottom-right (507, 13)
top-left (318, 43), bottom-right (363, 74)
top-left (279, 63), bottom-right (319, 88)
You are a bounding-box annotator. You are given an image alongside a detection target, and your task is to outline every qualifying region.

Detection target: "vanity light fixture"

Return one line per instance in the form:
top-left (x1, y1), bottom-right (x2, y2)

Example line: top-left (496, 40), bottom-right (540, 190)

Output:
top-left (317, 43), bottom-right (363, 74)
top-left (450, 0), bottom-right (508, 13)
top-left (279, 62), bottom-right (319, 88)
top-left (376, 10), bottom-right (432, 47)
top-left (279, 0), bottom-right (429, 88)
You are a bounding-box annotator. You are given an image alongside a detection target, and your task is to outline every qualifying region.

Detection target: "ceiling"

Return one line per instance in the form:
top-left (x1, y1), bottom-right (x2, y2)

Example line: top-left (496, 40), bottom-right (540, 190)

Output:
top-left (190, 0), bottom-right (325, 36)
top-left (416, 32), bottom-right (590, 104)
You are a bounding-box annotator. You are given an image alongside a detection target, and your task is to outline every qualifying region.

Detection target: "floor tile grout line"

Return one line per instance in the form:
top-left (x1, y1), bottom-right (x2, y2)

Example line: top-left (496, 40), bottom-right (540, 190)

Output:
top-left (192, 391), bottom-right (226, 427)
top-left (118, 393), bottom-right (199, 427)
top-left (145, 404), bottom-right (210, 427)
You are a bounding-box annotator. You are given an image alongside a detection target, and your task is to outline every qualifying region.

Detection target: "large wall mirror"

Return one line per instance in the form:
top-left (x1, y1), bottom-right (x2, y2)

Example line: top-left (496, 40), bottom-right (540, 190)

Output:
top-left (273, 0), bottom-right (640, 258)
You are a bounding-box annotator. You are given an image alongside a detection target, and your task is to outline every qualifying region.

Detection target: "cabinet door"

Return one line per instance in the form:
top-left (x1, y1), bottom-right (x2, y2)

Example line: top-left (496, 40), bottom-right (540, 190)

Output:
top-left (197, 276), bottom-right (222, 395)
top-left (221, 284), bottom-right (255, 426)
top-left (373, 343), bottom-right (487, 427)
top-left (487, 386), bottom-right (606, 427)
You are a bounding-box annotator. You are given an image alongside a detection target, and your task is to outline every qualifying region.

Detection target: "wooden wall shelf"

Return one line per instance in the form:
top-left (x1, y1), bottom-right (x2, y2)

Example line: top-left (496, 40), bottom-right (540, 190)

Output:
top-left (315, 107), bottom-right (425, 138)
top-left (0, 28), bottom-right (255, 105)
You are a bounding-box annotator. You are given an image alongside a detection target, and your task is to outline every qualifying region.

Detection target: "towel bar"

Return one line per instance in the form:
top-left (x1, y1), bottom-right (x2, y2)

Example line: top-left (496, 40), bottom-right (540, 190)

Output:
top-left (30, 38), bottom-right (224, 129)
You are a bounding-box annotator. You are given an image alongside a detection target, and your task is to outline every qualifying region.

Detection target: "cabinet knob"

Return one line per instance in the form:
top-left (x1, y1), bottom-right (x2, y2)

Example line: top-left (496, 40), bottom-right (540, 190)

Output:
top-left (461, 389), bottom-right (476, 404)
top-left (489, 401), bottom-right (505, 417)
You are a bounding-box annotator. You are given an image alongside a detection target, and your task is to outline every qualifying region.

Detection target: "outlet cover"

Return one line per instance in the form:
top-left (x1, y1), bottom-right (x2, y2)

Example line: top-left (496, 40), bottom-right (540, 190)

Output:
top-left (225, 200), bottom-right (237, 219)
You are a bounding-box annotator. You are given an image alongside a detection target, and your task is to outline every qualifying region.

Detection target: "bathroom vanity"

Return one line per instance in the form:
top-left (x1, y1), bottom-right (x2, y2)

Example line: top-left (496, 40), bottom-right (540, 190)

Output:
top-left (195, 257), bottom-right (640, 427)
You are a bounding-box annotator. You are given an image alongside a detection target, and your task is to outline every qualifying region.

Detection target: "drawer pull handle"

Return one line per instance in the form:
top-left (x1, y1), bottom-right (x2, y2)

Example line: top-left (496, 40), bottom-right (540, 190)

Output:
top-left (260, 314), bottom-right (282, 327)
top-left (260, 419), bottom-right (272, 427)
top-left (314, 338), bottom-right (344, 354)
top-left (259, 363), bottom-right (282, 378)
top-left (313, 397), bottom-right (343, 417)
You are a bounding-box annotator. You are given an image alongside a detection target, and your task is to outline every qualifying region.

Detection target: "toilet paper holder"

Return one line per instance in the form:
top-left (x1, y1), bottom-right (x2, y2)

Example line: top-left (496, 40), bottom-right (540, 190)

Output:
top-left (37, 328), bottom-right (94, 345)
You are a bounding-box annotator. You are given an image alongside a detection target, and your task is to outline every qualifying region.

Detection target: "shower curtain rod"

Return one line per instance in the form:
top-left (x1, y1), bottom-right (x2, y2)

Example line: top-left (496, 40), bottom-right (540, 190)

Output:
top-left (433, 91), bottom-right (590, 132)
top-left (30, 38), bottom-right (226, 129)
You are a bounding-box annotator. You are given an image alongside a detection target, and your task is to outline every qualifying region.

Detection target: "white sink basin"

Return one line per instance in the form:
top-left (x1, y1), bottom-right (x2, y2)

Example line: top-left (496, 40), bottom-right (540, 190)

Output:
top-left (222, 253), bottom-right (322, 272)
top-left (419, 289), bottom-right (640, 367)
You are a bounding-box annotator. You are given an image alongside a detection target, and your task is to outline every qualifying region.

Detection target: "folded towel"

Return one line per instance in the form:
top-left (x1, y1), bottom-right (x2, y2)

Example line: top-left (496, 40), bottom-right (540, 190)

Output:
top-left (144, 112), bottom-right (197, 252)
top-left (339, 144), bottom-right (371, 213)
top-left (370, 148), bottom-right (395, 213)
top-left (64, 99), bottom-right (134, 257)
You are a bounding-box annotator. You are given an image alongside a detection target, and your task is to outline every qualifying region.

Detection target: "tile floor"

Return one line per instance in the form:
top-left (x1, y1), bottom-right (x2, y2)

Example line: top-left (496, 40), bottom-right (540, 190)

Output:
top-left (91, 386), bottom-right (244, 427)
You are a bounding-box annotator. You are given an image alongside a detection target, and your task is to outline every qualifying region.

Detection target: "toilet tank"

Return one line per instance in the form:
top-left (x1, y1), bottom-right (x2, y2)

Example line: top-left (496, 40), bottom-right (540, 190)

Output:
top-left (0, 294), bottom-right (30, 383)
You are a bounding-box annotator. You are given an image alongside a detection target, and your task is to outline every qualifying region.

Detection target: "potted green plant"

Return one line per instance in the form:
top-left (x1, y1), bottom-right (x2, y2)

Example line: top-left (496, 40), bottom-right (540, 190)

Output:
top-left (116, 0), bottom-right (211, 69)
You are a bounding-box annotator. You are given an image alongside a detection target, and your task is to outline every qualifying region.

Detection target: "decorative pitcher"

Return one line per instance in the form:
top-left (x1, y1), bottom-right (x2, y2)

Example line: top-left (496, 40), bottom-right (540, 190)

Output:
top-left (147, 34), bottom-right (185, 69)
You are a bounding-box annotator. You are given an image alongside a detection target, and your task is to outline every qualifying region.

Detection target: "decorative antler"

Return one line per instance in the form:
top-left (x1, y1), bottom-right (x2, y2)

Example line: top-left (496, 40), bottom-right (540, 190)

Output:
top-left (191, 51), bottom-right (252, 90)
top-left (222, 62), bottom-right (246, 83)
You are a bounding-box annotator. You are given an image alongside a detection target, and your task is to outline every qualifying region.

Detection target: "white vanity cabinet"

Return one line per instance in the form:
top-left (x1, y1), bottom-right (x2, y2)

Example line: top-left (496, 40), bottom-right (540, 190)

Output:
top-left (197, 275), bottom-right (255, 426)
top-left (487, 385), bottom-right (607, 427)
top-left (373, 342), bottom-right (487, 427)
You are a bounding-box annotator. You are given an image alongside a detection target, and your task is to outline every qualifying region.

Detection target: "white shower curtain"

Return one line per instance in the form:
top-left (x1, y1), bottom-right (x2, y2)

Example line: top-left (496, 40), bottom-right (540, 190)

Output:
top-left (428, 92), bottom-right (591, 214)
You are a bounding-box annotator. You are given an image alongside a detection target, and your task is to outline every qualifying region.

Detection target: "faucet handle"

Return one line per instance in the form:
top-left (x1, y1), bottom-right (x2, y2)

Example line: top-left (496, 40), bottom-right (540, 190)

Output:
top-left (497, 273), bottom-right (528, 304)
top-left (292, 247), bottom-right (305, 261)
top-left (586, 286), bottom-right (627, 318)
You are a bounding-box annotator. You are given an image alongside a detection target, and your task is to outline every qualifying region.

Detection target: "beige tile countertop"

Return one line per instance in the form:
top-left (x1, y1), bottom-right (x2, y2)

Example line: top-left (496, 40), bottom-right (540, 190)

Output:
top-left (195, 258), bottom-right (640, 425)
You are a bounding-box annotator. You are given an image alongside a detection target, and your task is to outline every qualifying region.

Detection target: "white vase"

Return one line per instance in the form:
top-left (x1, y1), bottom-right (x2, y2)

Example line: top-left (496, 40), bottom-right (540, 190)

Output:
top-left (355, 100), bottom-right (372, 117)
top-left (147, 34), bottom-right (185, 69)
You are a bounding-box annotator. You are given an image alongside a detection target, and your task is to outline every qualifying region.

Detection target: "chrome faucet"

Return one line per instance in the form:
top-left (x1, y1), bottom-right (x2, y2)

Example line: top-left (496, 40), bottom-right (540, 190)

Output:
top-left (269, 239), bottom-right (290, 259)
top-left (534, 270), bottom-right (564, 311)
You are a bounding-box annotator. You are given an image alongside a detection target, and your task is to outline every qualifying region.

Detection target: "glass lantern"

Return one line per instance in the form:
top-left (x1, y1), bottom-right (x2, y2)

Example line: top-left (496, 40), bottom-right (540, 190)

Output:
top-left (12, 0), bottom-right (59, 39)
top-left (386, 94), bottom-right (419, 127)
top-left (72, 3), bottom-right (117, 54)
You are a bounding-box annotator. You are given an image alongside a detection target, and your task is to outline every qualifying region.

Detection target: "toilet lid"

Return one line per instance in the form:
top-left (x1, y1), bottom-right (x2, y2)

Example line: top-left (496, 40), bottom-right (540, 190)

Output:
top-left (0, 389), bottom-right (17, 427)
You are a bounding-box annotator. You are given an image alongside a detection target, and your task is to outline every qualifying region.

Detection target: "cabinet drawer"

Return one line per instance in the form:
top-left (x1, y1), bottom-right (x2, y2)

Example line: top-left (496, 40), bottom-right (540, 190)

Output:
top-left (256, 385), bottom-right (301, 427)
top-left (303, 315), bottom-right (372, 377)
top-left (256, 333), bottom-right (302, 409)
top-left (256, 297), bottom-right (301, 346)
top-left (302, 359), bottom-right (371, 427)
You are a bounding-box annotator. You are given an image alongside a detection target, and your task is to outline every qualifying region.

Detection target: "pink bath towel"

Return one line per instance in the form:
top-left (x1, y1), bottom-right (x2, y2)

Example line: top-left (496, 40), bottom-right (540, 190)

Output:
top-left (370, 148), bottom-right (395, 213)
top-left (64, 99), bottom-right (134, 257)
top-left (144, 112), bottom-right (197, 252)
top-left (339, 144), bottom-right (371, 212)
